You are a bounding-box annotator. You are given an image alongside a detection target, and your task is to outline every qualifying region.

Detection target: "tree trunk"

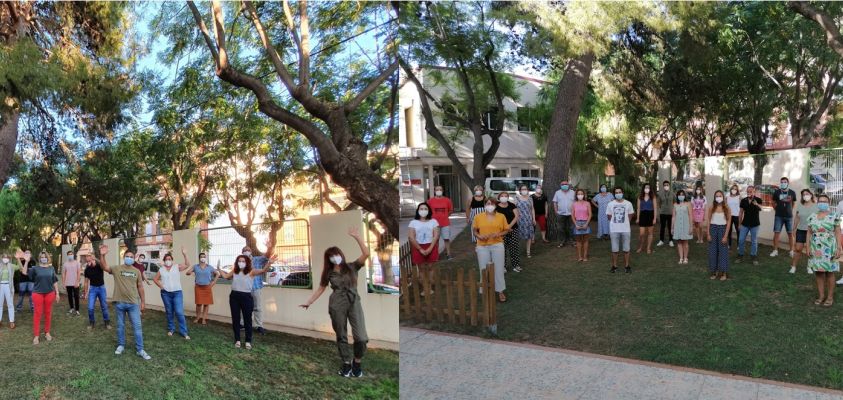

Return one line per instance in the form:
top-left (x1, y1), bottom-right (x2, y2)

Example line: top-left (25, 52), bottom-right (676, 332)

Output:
top-left (0, 105), bottom-right (20, 187)
top-left (541, 52), bottom-right (594, 240)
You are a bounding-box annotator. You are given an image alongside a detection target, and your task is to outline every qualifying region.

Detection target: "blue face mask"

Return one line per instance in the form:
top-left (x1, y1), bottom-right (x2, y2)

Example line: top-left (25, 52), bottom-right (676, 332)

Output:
top-left (781, 182), bottom-right (788, 189)
top-left (678, 195), bottom-right (685, 202)
top-left (614, 193), bottom-right (623, 200)
top-left (561, 185), bottom-right (569, 191)
top-left (600, 187), bottom-right (607, 193)
top-left (818, 203), bottom-right (830, 212)
top-left (124, 257), bottom-right (134, 266)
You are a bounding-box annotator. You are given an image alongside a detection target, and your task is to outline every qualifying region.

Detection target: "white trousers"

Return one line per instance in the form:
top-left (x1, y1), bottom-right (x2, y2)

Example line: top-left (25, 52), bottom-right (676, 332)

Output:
top-left (0, 283), bottom-right (13, 323)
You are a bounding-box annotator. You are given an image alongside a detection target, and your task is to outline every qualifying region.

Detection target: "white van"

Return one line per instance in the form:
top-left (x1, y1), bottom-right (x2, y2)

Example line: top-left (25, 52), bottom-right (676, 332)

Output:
top-left (485, 177), bottom-right (543, 198)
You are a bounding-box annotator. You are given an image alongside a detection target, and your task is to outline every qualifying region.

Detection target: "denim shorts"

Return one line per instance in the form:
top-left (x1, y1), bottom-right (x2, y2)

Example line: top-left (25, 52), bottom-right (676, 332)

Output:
top-left (774, 216), bottom-right (793, 233)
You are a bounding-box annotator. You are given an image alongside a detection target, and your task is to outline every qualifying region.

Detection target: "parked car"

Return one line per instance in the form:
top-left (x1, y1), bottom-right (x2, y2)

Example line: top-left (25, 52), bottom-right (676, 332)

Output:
top-left (368, 283), bottom-right (399, 294)
top-left (138, 261), bottom-right (161, 281)
top-left (280, 271), bottom-right (311, 288)
top-left (265, 265), bottom-right (289, 286)
top-left (485, 177), bottom-right (542, 198)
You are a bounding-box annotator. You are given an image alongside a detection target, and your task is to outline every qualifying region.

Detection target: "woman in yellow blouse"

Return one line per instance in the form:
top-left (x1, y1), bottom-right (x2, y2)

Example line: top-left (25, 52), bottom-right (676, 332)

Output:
top-left (473, 198), bottom-right (511, 302)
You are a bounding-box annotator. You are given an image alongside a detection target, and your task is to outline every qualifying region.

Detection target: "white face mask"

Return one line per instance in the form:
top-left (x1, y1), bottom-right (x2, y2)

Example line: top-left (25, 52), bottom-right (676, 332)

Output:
top-left (237, 261), bottom-right (247, 269)
top-left (696, 190), bottom-right (701, 194)
top-left (475, 190), bottom-right (483, 196)
top-left (803, 195), bottom-right (812, 201)
top-left (663, 185), bottom-right (669, 191)
top-left (1, 258), bottom-right (7, 264)
top-left (435, 190), bottom-right (443, 196)
top-left (731, 190), bottom-right (738, 195)
top-left (715, 197), bottom-right (723, 203)
top-left (243, 251), bottom-right (252, 257)
top-left (200, 257), bottom-right (207, 263)
top-left (67, 255), bottom-right (74, 260)
top-left (644, 188), bottom-right (650, 194)
top-left (419, 209), bottom-right (429, 217)
top-left (535, 188), bottom-right (542, 194)
top-left (40, 258), bottom-right (48, 264)
top-left (577, 194), bottom-right (584, 200)
top-left (520, 190), bottom-right (528, 196)
top-left (164, 260), bottom-right (173, 267)
top-left (330, 255), bottom-right (343, 265)
top-left (485, 205), bottom-right (496, 213)
top-left (499, 197), bottom-right (508, 204)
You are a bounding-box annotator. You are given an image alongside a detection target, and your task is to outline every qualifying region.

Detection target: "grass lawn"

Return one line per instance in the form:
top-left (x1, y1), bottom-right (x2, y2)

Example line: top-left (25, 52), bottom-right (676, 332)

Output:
top-left (403, 224), bottom-right (843, 390)
top-left (0, 304), bottom-right (397, 400)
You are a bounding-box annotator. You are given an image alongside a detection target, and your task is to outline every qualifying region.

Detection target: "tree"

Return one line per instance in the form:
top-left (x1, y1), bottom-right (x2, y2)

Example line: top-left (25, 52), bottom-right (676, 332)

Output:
top-left (399, 1), bottom-right (517, 190)
top-left (174, 0), bottom-right (399, 237)
top-left (789, 2), bottom-right (843, 58)
top-left (0, 2), bottom-right (136, 186)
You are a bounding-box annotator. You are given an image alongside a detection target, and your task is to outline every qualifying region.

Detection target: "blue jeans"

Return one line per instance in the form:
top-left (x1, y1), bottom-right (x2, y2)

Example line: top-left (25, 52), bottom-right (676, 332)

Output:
top-left (114, 302), bottom-right (143, 352)
top-left (16, 282), bottom-right (33, 310)
top-left (87, 285), bottom-right (110, 324)
top-left (738, 225), bottom-right (760, 256)
top-left (160, 290), bottom-right (188, 337)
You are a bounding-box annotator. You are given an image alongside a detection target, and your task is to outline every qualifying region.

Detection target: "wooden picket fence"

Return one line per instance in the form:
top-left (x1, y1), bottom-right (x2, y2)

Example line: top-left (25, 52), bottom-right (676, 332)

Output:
top-left (399, 242), bottom-right (498, 334)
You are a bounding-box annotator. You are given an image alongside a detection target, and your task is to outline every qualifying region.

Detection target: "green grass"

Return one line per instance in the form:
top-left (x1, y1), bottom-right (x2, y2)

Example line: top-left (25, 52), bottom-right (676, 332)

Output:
top-left (0, 304), bottom-right (397, 400)
top-left (403, 226), bottom-right (843, 390)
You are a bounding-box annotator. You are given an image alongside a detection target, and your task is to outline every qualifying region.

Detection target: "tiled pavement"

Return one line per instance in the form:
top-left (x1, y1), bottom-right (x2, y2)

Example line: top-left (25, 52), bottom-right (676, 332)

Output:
top-left (400, 328), bottom-right (843, 400)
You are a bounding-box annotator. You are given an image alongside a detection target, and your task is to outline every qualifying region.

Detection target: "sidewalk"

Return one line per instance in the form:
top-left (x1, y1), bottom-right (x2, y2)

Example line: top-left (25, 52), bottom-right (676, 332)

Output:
top-left (400, 328), bottom-right (843, 400)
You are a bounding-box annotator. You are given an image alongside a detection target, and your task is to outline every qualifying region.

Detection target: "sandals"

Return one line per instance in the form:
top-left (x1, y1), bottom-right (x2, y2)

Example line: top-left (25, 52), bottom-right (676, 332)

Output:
top-left (245, 342), bottom-right (252, 350)
top-left (201, 320), bottom-right (208, 326)
top-left (710, 274), bottom-right (718, 280)
top-left (526, 253), bottom-right (532, 259)
top-left (824, 299), bottom-right (834, 307)
top-left (234, 341), bottom-right (241, 348)
top-left (815, 298), bottom-right (824, 305)
top-left (719, 274), bottom-right (728, 281)
top-left (192, 318), bottom-right (199, 324)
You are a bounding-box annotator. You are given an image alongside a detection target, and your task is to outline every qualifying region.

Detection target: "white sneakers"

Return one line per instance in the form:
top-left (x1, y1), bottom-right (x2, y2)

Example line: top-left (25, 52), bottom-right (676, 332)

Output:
top-left (115, 345), bottom-right (124, 355)
top-left (669, 241), bottom-right (675, 247)
top-left (808, 268), bottom-right (813, 274)
top-left (788, 266), bottom-right (796, 274)
top-left (657, 241), bottom-right (664, 247)
top-left (789, 250), bottom-right (795, 257)
top-left (137, 350), bottom-right (152, 360)
top-left (770, 250), bottom-right (778, 257)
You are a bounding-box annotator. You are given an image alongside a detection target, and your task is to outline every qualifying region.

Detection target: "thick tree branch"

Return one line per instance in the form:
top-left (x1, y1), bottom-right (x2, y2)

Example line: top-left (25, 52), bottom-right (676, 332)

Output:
top-left (789, 1), bottom-right (843, 59)
top-left (345, 60), bottom-right (398, 113)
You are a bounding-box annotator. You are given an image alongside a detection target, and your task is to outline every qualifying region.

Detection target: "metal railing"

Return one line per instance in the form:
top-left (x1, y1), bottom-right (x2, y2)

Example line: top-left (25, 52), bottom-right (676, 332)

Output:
top-left (363, 214), bottom-right (400, 295)
top-left (809, 148), bottom-right (843, 211)
top-left (198, 220), bottom-right (312, 289)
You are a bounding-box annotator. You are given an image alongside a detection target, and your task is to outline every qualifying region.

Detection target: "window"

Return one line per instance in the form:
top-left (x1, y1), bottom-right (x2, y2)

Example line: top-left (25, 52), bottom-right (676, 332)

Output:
top-left (484, 169), bottom-right (507, 178)
top-left (484, 106), bottom-right (499, 128)
top-left (517, 107), bottom-right (532, 132)
top-left (521, 169), bottom-right (540, 178)
top-left (150, 251), bottom-right (160, 260)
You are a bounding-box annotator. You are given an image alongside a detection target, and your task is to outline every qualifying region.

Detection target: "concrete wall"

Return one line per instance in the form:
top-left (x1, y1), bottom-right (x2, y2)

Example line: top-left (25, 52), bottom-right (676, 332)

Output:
top-left (62, 211), bottom-right (398, 348)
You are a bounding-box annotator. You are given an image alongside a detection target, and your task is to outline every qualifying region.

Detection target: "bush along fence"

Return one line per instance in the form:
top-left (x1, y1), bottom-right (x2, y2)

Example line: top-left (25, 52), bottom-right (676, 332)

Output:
top-left (400, 242), bottom-right (498, 334)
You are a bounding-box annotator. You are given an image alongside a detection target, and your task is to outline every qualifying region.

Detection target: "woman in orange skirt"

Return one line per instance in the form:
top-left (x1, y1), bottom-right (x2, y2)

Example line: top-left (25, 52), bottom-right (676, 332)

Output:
top-left (186, 252), bottom-right (219, 325)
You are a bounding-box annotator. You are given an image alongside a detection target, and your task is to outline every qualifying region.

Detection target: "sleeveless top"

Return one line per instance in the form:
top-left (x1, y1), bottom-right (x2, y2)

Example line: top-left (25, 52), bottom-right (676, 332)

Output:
top-left (640, 197), bottom-right (654, 211)
top-left (573, 201), bottom-right (590, 220)
top-left (232, 271), bottom-right (254, 293)
top-left (711, 210), bottom-right (728, 225)
top-left (160, 265), bottom-right (182, 292)
top-left (469, 196), bottom-right (486, 209)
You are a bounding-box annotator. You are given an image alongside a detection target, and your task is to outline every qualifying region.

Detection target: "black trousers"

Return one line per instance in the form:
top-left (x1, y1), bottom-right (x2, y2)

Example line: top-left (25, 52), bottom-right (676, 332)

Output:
top-left (727, 215), bottom-right (740, 247)
top-left (659, 214), bottom-right (673, 242)
top-left (229, 291), bottom-right (254, 343)
top-left (66, 286), bottom-right (80, 311)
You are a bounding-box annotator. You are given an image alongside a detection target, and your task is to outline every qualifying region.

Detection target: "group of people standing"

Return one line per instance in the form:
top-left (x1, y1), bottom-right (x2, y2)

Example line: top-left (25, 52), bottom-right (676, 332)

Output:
top-left (409, 175), bottom-right (843, 307)
top-left (0, 229), bottom-right (373, 377)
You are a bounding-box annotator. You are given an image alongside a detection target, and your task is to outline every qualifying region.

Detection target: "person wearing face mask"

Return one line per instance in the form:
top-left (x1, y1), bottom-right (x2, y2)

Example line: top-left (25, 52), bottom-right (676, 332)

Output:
top-left (791, 189), bottom-right (819, 274)
top-left (515, 185), bottom-right (536, 258)
top-left (187, 252), bottom-right (219, 325)
top-left (635, 183), bottom-right (658, 254)
top-left (806, 194), bottom-right (840, 307)
top-left (706, 191), bottom-right (731, 280)
top-left (0, 253), bottom-right (21, 329)
top-left (132, 253), bottom-right (152, 318)
top-left (553, 180), bottom-right (576, 247)
top-left (82, 252), bottom-right (110, 330)
top-left (152, 248), bottom-right (192, 340)
top-left (218, 252), bottom-right (273, 350)
top-left (771, 177), bottom-right (797, 257)
top-left (737, 186), bottom-right (763, 265)
top-left (28, 251), bottom-right (59, 345)
top-left (98, 244), bottom-right (150, 360)
top-left (572, 188), bottom-right (592, 262)
top-left (691, 186), bottom-right (707, 244)
top-left (672, 190), bottom-right (694, 264)
top-left (466, 185), bottom-right (487, 243)
top-left (408, 202), bottom-right (440, 294)
top-left (726, 185), bottom-right (742, 249)
top-left (532, 185), bottom-right (550, 243)
top-left (300, 227), bottom-right (370, 377)
top-left (607, 187), bottom-right (635, 273)
top-left (591, 184), bottom-right (613, 241)
top-left (62, 250), bottom-right (82, 316)
top-left (15, 250), bottom-right (34, 312)
top-left (472, 198), bottom-right (509, 302)
top-left (496, 192), bottom-right (522, 273)
top-left (428, 185), bottom-right (454, 260)
top-left (240, 243), bottom-right (277, 335)
top-left (657, 181), bottom-right (674, 248)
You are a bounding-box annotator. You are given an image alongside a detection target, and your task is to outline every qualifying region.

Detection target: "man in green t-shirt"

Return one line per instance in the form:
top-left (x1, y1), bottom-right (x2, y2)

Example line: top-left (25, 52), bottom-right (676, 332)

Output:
top-left (99, 244), bottom-right (150, 360)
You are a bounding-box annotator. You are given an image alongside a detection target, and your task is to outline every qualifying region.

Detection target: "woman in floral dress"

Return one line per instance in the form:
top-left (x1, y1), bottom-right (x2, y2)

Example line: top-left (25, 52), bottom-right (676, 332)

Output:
top-left (806, 194), bottom-right (840, 307)
top-left (515, 185), bottom-right (536, 258)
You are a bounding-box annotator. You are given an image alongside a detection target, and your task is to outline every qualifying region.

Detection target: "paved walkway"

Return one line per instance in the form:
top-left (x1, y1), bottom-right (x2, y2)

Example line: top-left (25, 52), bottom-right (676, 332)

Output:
top-left (400, 328), bottom-right (843, 400)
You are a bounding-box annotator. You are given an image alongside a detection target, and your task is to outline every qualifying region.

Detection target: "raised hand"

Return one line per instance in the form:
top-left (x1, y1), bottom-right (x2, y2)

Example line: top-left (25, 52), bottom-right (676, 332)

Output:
top-left (348, 227), bottom-right (361, 238)
top-left (99, 244), bottom-right (109, 256)
top-left (181, 246), bottom-right (187, 255)
top-left (299, 304), bottom-right (310, 310)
